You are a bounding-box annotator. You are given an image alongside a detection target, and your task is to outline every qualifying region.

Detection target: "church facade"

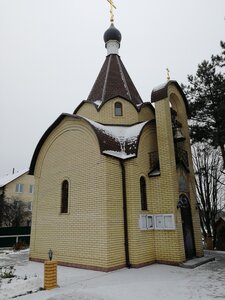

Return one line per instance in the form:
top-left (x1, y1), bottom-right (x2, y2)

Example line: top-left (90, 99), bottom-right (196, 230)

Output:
top-left (29, 23), bottom-right (203, 271)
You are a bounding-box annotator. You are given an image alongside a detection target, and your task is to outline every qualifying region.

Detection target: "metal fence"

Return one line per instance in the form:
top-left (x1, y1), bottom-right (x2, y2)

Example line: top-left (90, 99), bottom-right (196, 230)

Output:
top-left (0, 226), bottom-right (31, 247)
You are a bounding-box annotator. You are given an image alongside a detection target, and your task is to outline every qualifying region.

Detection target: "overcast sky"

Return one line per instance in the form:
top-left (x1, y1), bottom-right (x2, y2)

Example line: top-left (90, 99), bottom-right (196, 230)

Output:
top-left (0, 0), bottom-right (224, 177)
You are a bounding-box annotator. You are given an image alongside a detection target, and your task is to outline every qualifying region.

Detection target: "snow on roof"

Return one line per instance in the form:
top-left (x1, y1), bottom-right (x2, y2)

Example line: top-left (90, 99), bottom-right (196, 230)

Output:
top-left (0, 169), bottom-right (29, 188)
top-left (149, 169), bottom-right (160, 177)
top-left (103, 150), bottom-right (136, 159)
top-left (86, 118), bottom-right (148, 141)
top-left (84, 117), bottom-right (148, 159)
top-left (93, 100), bottom-right (102, 107)
top-left (152, 82), bottom-right (167, 93)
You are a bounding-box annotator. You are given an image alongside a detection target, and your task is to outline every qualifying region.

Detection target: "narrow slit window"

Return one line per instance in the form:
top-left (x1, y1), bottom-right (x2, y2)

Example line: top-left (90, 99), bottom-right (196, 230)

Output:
top-left (61, 180), bottom-right (69, 213)
top-left (115, 102), bottom-right (123, 116)
top-left (140, 176), bottom-right (147, 211)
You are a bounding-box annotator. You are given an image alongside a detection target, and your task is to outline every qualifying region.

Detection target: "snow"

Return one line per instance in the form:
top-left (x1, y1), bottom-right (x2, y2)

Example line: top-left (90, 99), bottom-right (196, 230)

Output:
top-left (149, 169), bottom-right (160, 176)
top-left (85, 118), bottom-right (147, 141)
top-left (93, 100), bottom-right (102, 107)
top-left (0, 249), bottom-right (225, 300)
top-left (152, 82), bottom-right (167, 93)
top-left (103, 150), bottom-right (135, 159)
top-left (0, 169), bottom-right (29, 188)
top-left (83, 117), bottom-right (148, 159)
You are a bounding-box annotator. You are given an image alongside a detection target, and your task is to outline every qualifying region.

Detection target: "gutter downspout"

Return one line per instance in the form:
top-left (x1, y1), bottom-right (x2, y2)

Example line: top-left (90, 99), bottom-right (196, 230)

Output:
top-left (119, 159), bottom-right (131, 268)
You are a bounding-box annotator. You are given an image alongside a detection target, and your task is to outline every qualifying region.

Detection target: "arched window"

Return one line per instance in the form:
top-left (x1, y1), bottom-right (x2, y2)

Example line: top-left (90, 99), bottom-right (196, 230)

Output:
top-left (115, 102), bottom-right (123, 116)
top-left (61, 180), bottom-right (69, 213)
top-left (140, 176), bottom-right (147, 210)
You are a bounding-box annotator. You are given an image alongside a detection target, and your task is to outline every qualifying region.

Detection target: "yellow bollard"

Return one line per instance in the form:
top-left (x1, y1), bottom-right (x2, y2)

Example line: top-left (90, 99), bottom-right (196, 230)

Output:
top-left (44, 260), bottom-right (57, 290)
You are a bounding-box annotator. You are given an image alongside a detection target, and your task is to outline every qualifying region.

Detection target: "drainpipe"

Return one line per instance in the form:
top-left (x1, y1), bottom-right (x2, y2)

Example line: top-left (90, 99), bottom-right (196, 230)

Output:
top-left (119, 159), bottom-right (131, 268)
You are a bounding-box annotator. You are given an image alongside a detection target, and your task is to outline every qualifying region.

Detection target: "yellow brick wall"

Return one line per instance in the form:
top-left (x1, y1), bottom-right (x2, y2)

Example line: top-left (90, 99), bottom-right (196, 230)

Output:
top-left (149, 99), bottom-right (185, 263)
top-left (105, 158), bottom-right (125, 268)
top-left (76, 98), bottom-right (154, 125)
top-left (31, 118), bottom-right (108, 268)
top-left (138, 105), bottom-right (155, 123)
top-left (30, 117), bottom-right (125, 269)
top-left (30, 83), bottom-right (203, 270)
top-left (125, 126), bottom-right (157, 265)
top-left (150, 86), bottom-right (203, 262)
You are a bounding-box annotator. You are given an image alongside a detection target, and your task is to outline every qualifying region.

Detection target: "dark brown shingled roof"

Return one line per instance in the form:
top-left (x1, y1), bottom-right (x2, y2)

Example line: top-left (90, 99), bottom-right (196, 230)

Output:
top-left (85, 118), bottom-right (149, 159)
top-left (151, 80), bottom-right (189, 115)
top-left (29, 114), bottom-right (150, 174)
top-left (87, 54), bottom-right (143, 106)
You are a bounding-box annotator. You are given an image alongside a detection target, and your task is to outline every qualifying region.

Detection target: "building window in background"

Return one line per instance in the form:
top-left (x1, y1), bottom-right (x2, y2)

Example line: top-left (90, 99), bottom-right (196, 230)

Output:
top-left (16, 183), bottom-right (24, 193)
top-left (29, 184), bottom-right (34, 194)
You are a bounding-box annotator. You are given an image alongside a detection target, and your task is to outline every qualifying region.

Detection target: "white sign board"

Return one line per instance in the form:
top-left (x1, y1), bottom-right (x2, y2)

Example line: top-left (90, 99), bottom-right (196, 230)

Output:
top-left (139, 214), bottom-right (175, 231)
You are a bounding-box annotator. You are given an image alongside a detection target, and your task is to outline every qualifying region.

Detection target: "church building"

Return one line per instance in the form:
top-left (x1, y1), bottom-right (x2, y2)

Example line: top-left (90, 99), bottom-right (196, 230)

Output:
top-left (29, 20), bottom-right (203, 271)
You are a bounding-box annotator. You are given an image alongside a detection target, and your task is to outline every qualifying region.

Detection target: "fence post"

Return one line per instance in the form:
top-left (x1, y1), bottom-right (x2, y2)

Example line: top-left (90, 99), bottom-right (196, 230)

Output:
top-left (44, 260), bottom-right (57, 290)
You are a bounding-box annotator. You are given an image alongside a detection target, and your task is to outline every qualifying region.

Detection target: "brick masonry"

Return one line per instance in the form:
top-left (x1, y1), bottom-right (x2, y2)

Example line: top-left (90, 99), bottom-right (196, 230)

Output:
top-left (30, 82), bottom-right (203, 270)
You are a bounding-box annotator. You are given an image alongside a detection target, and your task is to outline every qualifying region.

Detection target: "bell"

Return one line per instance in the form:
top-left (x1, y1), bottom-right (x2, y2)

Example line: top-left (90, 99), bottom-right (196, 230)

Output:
top-left (173, 127), bottom-right (185, 142)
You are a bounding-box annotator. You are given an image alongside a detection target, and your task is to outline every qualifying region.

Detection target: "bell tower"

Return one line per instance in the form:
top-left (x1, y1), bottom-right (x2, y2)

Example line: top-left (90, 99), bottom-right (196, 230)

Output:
top-left (151, 80), bottom-right (204, 259)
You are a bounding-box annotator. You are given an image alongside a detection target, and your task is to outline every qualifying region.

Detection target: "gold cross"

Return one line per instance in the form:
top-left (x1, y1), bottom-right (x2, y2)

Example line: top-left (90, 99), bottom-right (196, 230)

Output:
top-left (107, 0), bottom-right (116, 23)
top-left (166, 68), bottom-right (170, 81)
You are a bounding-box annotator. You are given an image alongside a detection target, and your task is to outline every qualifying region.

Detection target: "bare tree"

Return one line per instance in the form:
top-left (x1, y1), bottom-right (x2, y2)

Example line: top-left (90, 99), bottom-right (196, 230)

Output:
top-left (2, 197), bottom-right (31, 227)
top-left (192, 143), bottom-right (225, 247)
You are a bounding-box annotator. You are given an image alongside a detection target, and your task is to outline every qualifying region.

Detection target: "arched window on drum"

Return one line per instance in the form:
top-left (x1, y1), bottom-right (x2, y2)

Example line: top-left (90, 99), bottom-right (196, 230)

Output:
top-left (115, 102), bottom-right (123, 116)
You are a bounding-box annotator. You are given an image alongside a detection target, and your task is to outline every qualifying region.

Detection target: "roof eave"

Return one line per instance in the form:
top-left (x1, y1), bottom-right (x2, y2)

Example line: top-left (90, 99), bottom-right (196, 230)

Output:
top-left (151, 80), bottom-right (189, 115)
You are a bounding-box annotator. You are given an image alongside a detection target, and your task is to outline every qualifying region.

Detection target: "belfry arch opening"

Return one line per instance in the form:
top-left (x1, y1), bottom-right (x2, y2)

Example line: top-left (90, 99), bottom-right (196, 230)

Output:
top-left (179, 194), bottom-right (196, 259)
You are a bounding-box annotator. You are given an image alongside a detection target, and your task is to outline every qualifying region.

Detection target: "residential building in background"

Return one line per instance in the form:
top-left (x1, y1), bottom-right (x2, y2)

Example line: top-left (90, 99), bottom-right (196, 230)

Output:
top-left (0, 169), bottom-right (34, 227)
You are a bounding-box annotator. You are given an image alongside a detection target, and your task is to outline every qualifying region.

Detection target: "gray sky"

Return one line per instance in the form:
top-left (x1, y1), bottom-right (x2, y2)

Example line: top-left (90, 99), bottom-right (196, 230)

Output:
top-left (0, 0), bottom-right (224, 177)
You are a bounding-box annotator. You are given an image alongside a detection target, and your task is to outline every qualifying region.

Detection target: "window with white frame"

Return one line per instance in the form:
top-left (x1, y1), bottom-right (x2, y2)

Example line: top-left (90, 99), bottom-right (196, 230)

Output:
top-left (15, 183), bottom-right (24, 193)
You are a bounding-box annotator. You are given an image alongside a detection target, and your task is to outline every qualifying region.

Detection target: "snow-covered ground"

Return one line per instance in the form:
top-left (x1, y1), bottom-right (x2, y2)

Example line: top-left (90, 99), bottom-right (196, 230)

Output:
top-left (0, 249), bottom-right (225, 300)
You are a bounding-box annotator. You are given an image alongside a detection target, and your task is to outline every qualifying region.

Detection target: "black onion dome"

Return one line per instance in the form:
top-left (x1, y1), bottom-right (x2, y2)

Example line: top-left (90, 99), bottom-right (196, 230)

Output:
top-left (103, 23), bottom-right (122, 44)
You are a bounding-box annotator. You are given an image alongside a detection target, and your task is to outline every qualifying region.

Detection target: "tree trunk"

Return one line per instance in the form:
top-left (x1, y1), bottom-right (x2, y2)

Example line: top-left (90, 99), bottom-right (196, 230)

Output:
top-left (219, 143), bottom-right (225, 169)
top-left (206, 236), bottom-right (214, 250)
